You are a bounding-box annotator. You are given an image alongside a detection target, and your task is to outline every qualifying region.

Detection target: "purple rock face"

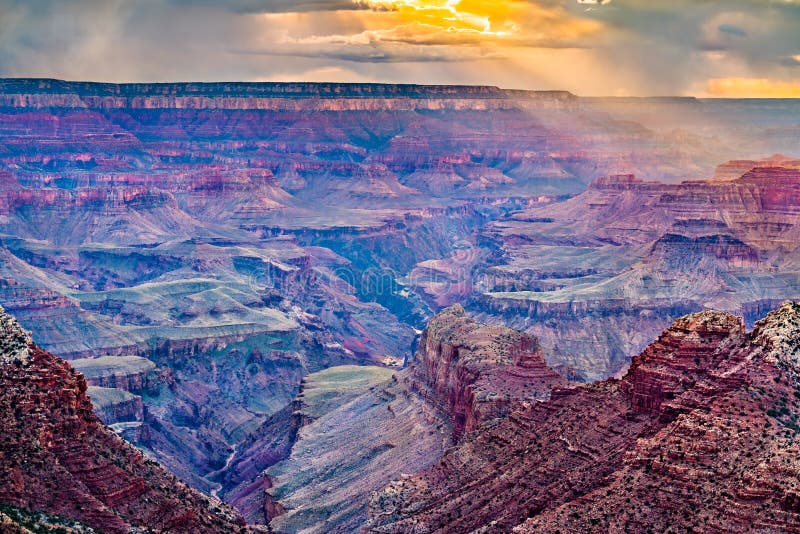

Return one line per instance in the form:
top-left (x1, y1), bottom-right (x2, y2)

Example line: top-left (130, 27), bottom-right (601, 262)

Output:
top-left (2, 81), bottom-right (800, 531)
top-left (477, 161), bottom-right (800, 380)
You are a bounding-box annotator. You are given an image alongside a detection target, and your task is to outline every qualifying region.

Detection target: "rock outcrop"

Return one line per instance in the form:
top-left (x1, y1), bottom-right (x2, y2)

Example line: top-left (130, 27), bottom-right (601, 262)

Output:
top-left (214, 307), bottom-right (567, 532)
top-left (263, 365), bottom-right (445, 534)
top-left (0, 306), bottom-right (245, 533)
top-left (367, 302), bottom-right (800, 533)
top-left (71, 355), bottom-right (165, 393)
top-left (479, 161), bottom-right (800, 378)
top-left (87, 385), bottom-right (144, 423)
top-left (0, 504), bottom-right (99, 533)
top-left (409, 305), bottom-right (567, 439)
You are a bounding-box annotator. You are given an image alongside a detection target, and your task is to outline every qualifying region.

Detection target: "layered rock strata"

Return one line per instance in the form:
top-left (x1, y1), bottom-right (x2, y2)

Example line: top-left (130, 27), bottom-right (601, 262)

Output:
top-left (408, 304), bottom-right (568, 439)
top-left (1, 80), bottom-right (800, 508)
top-left (224, 306), bottom-right (567, 532)
top-left (479, 162), bottom-right (800, 378)
top-left (367, 302), bottom-right (800, 533)
top-left (0, 306), bottom-right (245, 533)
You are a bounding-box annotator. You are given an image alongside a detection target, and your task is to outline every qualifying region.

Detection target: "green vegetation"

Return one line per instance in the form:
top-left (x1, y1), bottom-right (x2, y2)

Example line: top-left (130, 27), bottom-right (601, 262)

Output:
top-left (0, 503), bottom-right (97, 533)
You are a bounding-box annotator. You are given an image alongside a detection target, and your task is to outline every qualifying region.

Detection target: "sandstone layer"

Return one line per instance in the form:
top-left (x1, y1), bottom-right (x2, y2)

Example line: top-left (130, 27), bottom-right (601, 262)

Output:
top-left (222, 305), bottom-right (567, 532)
top-left (1, 80), bottom-right (799, 509)
top-left (479, 161), bottom-right (800, 379)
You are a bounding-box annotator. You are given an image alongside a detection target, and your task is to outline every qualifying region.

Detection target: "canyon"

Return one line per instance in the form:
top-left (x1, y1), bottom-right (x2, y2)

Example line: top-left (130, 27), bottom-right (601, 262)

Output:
top-left (478, 159), bottom-right (800, 380)
top-left (4, 295), bottom-right (799, 532)
top-left (247, 305), bottom-right (567, 533)
top-left (1, 80), bottom-right (800, 531)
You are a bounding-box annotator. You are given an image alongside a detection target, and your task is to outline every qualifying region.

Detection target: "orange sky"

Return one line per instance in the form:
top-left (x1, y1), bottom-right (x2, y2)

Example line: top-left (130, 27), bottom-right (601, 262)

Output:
top-left (706, 78), bottom-right (800, 98)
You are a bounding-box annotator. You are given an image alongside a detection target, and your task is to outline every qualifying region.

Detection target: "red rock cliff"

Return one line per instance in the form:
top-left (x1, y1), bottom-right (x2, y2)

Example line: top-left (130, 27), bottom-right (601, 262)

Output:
top-left (367, 303), bottom-right (800, 533)
top-left (409, 304), bottom-right (567, 439)
top-left (0, 306), bottom-right (245, 533)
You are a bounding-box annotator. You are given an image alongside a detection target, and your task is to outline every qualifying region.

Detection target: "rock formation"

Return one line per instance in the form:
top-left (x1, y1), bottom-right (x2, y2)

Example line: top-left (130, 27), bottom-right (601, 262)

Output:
top-left (367, 302), bottom-right (800, 533)
top-left (0, 504), bottom-right (99, 533)
top-left (478, 161), bottom-right (800, 379)
top-left (1, 79), bottom-right (800, 518)
top-left (215, 306), bottom-right (567, 532)
top-left (408, 305), bottom-right (567, 439)
top-left (0, 306), bottom-right (245, 533)
top-left (0, 79), bottom-right (731, 496)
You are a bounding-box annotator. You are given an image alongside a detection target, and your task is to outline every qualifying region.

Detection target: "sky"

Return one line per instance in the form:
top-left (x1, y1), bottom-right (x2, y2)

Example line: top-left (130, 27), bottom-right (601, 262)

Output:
top-left (1, 0), bottom-right (800, 96)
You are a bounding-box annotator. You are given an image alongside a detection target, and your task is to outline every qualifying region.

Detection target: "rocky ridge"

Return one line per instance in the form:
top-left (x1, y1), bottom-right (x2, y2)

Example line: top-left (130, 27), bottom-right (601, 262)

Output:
top-left (0, 78), bottom-right (707, 497)
top-left (0, 79), bottom-right (578, 111)
top-left (213, 305), bottom-right (567, 532)
top-left (367, 302), bottom-right (800, 533)
top-left (408, 304), bottom-right (567, 439)
top-left (1, 80), bottom-right (800, 516)
top-left (0, 308), bottom-right (31, 365)
top-left (0, 306), bottom-right (246, 533)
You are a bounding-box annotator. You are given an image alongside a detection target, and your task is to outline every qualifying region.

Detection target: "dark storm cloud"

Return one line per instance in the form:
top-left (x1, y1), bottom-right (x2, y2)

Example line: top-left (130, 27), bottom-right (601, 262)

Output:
top-left (164, 0), bottom-right (362, 13)
top-left (718, 24), bottom-right (747, 38)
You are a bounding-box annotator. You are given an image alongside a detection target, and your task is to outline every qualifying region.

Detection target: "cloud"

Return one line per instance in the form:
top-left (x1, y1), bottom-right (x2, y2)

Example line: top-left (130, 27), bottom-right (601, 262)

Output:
top-left (334, 0), bottom-right (602, 48)
top-left (782, 54), bottom-right (800, 67)
top-left (0, 0), bottom-right (799, 96)
top-left (705, 77), bottom-right (800, 97)
top-left (228, 0), bottom-right (603, 69)
top-left (237, 39), bottom-right (507, 63)
top-left (165, 0), bottom-right (363, 13)
top-left (718, 23), bottom-right (747, 37)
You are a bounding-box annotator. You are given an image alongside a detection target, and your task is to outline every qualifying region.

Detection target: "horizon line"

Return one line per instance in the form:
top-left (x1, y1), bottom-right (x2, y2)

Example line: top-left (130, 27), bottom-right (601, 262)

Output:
top-left (2, 77), bottom-right (800, 100)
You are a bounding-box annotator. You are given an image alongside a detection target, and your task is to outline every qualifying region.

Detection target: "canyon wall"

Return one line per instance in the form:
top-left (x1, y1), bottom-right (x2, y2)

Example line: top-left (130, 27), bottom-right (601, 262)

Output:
top-left (0, 306), bottom-right (244, 533)
top-left (408, 304), bottom-right (567, 438)
top-left (476, 162), bottom-right (800, 379)
top-left (0, 79), bottom-right (577, 111)
top-left (367, 302), bottom-right (800, 533)
top-left (0, 79), bottom-right (709, 498)
top-left (216, 305), bottom-right (566, 532)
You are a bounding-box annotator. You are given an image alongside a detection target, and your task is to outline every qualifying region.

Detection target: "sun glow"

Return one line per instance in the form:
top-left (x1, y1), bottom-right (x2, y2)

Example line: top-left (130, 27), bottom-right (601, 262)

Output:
top-left (258, 0), bottom-right (605, 91)
top-left (357, 0), bottom-right (513, 37)
top-left (305, 0), bottom-right (599, 50)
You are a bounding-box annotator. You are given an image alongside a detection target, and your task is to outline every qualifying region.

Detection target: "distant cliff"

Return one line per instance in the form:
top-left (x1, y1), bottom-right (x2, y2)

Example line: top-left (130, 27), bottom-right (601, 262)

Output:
top-left (0, 79), bottom-right (577, 110)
